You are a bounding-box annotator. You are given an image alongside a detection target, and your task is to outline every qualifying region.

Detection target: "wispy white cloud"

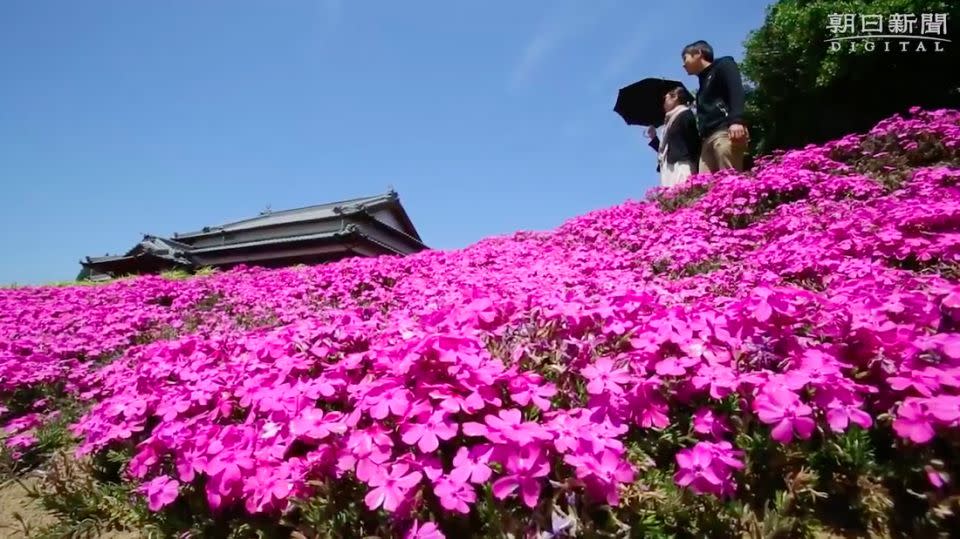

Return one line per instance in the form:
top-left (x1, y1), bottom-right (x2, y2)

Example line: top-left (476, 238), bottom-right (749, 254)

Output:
top-left (318, 0), bottom-right (343, 29)
top-left (509, 25), bottom-right (574, 89)
top-left (595, 15), bottom-right (677, 92)
top-left (600, 31), bottom-right (654, 84)
top-left (508, 1), bottom-right (613, 91)
top-left (560, 120), bottom-right (582, 139)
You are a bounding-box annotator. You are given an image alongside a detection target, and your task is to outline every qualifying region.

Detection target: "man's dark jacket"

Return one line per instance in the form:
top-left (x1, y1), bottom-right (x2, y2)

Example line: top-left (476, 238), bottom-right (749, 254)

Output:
top-left (648, 108), bottom-right (700, 172)
top-left (694, 56), bottom-right (746, 139)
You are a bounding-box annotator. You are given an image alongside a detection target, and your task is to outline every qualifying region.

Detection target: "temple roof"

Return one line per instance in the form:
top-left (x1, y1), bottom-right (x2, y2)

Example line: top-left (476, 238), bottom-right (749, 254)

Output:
top-left (173, 190), bottom-right (422, 243)
top-left (79, 190), bottom-right (428, 279)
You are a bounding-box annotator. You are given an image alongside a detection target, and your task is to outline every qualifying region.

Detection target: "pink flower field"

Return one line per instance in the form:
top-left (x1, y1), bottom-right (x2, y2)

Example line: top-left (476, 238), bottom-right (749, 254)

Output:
top-left (2, 108), bottom-right (960, 537)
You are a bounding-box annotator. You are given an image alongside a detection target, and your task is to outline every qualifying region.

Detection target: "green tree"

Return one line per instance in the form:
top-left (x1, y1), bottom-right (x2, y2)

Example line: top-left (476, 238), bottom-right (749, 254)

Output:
top-left (741, 0), bottom-right (960, 155)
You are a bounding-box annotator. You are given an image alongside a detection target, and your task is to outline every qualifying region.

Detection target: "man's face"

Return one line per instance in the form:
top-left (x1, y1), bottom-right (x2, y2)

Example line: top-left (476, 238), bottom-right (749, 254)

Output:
top-left (682, 52), bottom-right (701, 75)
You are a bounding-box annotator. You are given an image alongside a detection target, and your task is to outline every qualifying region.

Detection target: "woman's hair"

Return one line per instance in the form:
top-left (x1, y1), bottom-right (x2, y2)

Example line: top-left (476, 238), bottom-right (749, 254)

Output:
top-left (666, 86), bottom-right (693, 105)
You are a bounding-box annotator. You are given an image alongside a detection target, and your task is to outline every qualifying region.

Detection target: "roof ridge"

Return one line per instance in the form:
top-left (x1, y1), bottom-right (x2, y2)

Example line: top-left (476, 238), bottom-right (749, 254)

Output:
top-left (210, 192), bottom-right (394, 229)
top-left (173, 191), bottom-right (398, 238)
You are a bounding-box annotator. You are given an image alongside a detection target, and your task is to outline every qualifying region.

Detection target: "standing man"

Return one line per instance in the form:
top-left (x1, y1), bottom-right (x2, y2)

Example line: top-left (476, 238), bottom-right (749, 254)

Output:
top-left (681, 40), bottom-right (748, 172)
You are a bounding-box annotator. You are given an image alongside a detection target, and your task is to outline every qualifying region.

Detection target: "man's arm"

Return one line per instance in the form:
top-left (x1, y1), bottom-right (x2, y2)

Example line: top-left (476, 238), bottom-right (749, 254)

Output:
top-left (720, 60), bottom-right (746, 127)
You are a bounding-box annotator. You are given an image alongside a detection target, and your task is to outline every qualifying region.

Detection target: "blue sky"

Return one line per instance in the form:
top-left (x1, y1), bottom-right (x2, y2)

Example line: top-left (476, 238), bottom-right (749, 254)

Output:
top-left (1, 0), bottom-right (771, 285)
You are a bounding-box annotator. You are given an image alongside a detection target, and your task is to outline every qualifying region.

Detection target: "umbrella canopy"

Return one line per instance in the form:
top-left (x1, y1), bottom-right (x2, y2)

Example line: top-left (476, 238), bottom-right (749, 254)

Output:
top-left (613, 78), bottom-right (692, 127)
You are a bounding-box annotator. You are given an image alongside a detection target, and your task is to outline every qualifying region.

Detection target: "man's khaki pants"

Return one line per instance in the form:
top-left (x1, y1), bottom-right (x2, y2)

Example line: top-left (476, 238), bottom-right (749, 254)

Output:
top-left (699, 129), bottom-right (746, 173)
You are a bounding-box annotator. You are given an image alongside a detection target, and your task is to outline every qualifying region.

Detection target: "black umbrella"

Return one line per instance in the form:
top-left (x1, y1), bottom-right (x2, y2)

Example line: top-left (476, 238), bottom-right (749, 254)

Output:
top-left (613, 78), bottom-right (692, 127)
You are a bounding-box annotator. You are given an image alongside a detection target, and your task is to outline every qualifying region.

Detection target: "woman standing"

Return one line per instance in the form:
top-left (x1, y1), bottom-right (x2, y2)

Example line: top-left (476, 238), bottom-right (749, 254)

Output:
top-left (645, 86), bottom-right (700, 187)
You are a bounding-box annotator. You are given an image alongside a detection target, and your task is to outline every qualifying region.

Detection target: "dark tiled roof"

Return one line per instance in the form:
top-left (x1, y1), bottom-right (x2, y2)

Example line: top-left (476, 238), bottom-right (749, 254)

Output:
top-left (80, 190), bottom-right (427, 278)
top-left (174, 192), bottom-right (403, 239)
top-left (187, 229), bottom-right (353, 254)
top-left (84, 254), bottom-right (132, 264)
top-left (84, 235), bottom-right (192, 266)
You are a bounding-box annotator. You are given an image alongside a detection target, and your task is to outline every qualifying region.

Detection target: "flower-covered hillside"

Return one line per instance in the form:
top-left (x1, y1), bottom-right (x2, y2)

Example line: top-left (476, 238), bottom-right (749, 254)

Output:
top-left (2, 108), bottom-right (960, 538)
